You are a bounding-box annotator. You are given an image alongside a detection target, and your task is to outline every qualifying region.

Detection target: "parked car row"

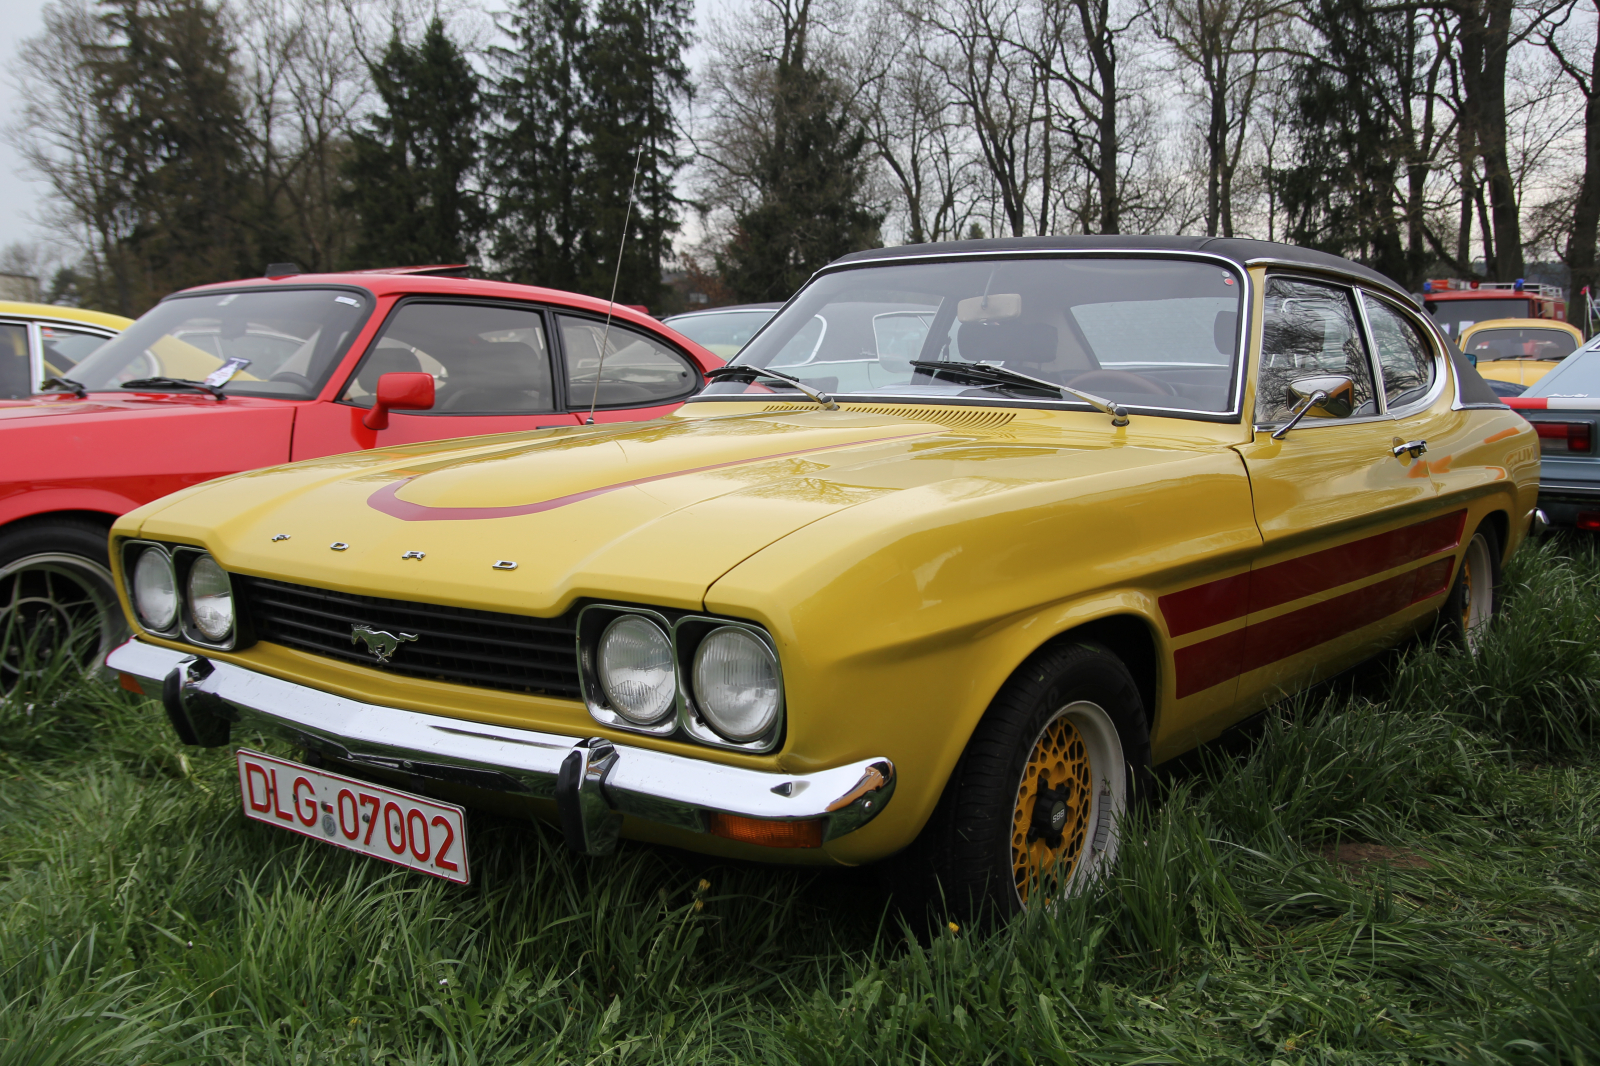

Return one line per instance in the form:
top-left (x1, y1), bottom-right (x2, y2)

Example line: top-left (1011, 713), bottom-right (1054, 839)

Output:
top-left (83, 237), bottom-right (1540, 917)
top-left (1, 268), bottom-right (723, 689)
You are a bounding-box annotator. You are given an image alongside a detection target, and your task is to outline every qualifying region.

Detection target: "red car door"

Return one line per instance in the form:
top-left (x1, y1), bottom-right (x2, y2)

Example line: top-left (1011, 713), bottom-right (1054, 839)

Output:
top-left (290, 299), bottom-right (581, 460)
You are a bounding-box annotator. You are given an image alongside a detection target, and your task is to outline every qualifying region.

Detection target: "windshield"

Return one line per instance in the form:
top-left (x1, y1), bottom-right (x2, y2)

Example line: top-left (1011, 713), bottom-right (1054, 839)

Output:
top-left (1527, 351), bottom-right (1600, 398)
top-left (701, 257), bottom-right (1244, 416)
top-left (1464, 326), bottom-right (1577, 362)
top-left (1425, 297), bottom-right (1534, 339)
top-left (667, 309), bottom-right (776, 357)
top-left (70, 288), bottom-right (373, 399)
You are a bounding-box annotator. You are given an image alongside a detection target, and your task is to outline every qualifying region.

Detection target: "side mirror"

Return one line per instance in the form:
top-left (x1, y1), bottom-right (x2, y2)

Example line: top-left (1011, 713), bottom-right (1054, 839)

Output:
top-left (1286, 375), bottom-right (1355, 419)
top-left (362, 372), bottom-right (435, 430)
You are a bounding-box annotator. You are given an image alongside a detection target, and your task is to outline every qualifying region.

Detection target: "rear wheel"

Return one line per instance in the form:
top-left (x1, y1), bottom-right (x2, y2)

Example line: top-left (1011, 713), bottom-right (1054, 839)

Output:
top-left (891, 641), bottom-right (1152, 921)
top-left (1440, 524), bottom-right (1500, 653)
top-left (0, 519), bottom-right (124, 691)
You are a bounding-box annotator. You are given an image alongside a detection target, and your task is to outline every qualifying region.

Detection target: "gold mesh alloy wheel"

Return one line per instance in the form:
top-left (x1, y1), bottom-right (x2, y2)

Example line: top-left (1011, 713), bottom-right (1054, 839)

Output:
top-left (1010, 709), bottom-right (1096, 902)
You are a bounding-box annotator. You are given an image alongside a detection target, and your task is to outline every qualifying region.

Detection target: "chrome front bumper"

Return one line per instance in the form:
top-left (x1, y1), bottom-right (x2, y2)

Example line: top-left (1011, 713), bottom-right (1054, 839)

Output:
top-left (107, 639), bottom-right (895, 856)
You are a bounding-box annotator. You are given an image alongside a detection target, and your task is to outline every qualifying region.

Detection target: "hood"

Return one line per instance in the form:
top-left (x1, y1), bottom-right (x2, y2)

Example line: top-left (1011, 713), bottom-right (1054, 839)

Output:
top-left (126, 407), bottom-right (1219, 614)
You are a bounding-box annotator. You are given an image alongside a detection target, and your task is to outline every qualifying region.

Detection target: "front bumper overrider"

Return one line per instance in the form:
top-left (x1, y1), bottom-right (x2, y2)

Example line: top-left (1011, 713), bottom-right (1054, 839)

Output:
top-left (107, 638), bottom-right (895, 857)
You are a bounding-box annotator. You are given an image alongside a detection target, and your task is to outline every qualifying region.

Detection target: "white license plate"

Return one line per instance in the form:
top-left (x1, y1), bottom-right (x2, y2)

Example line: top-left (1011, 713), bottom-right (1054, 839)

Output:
top-left (236, 749), bottom-right (470, 884)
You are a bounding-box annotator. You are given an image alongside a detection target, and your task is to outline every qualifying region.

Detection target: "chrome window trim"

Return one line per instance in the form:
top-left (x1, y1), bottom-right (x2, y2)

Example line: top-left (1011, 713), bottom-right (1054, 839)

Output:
top-left (672, 616), bottom-right (785, 753)
top-left (705, 249), bottom-right (1253, 422)
top-left (575, 603), bottom-right (679, 736)
top-left (121, 539), bottom-right (182, 638)
top-left (1357, 289), bottom-right (1449, 418)
top-left (1251, 271), bottom-right (1387, 431)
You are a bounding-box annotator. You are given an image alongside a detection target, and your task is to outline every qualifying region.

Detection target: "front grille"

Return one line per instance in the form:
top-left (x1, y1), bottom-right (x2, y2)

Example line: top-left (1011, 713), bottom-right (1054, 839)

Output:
top-left (239, 577), bottom-right (581, 699)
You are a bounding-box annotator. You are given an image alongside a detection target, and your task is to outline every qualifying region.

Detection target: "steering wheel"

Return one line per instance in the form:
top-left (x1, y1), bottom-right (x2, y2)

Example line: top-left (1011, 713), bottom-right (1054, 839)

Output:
top-left (268, 371), bottom-right (316, 394)
top-left (1067, 370), bottom-right (1177, 396)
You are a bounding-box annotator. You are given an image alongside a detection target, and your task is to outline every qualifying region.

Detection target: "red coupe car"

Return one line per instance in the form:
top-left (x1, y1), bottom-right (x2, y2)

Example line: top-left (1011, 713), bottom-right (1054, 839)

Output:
top-left (0, 267), bottom-right (723, 687)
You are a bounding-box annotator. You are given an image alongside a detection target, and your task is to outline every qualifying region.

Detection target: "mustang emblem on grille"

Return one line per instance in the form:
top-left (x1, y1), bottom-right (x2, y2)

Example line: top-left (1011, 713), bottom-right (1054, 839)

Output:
top-left (351, 624), bottom-right (418, 663)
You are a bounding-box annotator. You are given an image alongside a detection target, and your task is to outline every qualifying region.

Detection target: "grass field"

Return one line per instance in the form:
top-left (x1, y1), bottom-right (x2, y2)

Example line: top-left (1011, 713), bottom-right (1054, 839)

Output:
top-left (3, 539), bottom-right (1598, 1065)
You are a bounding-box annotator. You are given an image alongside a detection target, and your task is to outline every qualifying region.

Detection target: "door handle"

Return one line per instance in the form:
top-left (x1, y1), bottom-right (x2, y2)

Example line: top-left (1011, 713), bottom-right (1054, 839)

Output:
top-left (1392, 439), bottom-right (1428, 459)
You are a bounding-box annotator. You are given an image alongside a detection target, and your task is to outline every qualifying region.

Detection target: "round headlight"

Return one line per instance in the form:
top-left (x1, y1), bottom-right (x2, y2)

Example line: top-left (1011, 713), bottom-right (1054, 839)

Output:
top-left (132, 547), bottom-right (177, 631)
top-left (692, 627), bottom-right (780, 742)
top-left (597, 616), bottom-right (676, 725)
top-left (186, 555), bottom-right (234, 642)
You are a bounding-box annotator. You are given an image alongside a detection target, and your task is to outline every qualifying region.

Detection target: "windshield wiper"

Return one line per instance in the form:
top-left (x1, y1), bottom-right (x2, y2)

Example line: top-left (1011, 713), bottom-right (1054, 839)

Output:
top-left (120, 376), bottom-right (226, 400)
top-left (705, 364), bottom-right (840, 410)
top-left (41, 376), bottom-right (86, 399)
top-left (909, 359), bottom-right (1130, 427)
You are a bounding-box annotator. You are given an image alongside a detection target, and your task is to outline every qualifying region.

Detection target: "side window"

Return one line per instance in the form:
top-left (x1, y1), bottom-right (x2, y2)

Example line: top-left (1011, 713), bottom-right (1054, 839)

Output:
top-left (1256, 277), bottom-right (1377, 423)
top-left (38, 326), bottom-right (111, 380)
top-left (342, 302), bottom-right (555, 414)
top-left (1361, 294), bottom-right (1437, 409)
top-left (0, 323), bottom-right (30, 399)
top-left (559, 315), bottom-right (698, 409)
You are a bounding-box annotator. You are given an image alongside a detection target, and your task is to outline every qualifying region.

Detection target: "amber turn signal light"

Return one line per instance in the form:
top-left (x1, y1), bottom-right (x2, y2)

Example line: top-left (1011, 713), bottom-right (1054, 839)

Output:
top-left (118, 672), bottom-right (144, 695)
top-left (706, 813), bottom-right (824, 848)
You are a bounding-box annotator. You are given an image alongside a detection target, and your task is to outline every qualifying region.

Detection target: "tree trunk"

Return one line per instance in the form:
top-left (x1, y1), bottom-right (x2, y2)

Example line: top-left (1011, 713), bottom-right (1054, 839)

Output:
top-left (1564, 0), bottom-right (1600, 331)
top-left (1459, 0), bottom-right (1521, 279)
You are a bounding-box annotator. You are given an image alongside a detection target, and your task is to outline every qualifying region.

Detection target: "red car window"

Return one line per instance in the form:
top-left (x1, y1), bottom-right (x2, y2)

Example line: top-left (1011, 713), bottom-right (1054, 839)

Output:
top-left (558, 314), bottom-right (698, 409)
top-left (343, 302), bottom-right (557, 415)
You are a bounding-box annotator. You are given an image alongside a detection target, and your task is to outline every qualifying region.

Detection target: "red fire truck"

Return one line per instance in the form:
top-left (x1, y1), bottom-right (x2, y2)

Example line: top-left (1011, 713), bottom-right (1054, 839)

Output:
top-left (1421, 278), bottom-right (1567, 340)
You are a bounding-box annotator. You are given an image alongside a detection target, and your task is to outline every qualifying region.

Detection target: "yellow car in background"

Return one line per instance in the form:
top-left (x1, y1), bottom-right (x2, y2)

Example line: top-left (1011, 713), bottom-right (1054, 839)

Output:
top-left (0, 302), bottom-right (132, 400)
top-left (1461, 318), bottom-right (1585, 391)
top-left (106, 237), bottom-right (1538, 918)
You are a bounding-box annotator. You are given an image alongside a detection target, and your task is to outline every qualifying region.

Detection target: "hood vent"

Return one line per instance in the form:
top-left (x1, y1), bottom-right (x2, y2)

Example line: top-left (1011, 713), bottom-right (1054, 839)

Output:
top-left (761, 404), bottom-right (1016, 430)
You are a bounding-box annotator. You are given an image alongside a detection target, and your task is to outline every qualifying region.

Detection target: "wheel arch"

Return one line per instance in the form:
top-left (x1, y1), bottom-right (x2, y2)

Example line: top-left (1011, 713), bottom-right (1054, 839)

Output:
top-left (1041, 613), bottom-right (1160, 733)
top-left (1, 509), bottom-right (120, 536)
top-left (1478, 507), bottom-right (1510, 564)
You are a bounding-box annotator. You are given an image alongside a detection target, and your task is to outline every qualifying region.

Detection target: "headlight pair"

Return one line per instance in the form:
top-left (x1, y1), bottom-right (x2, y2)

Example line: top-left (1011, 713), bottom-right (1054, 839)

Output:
top-left (580, 606), bottom-right (784, 751)
top-left (123, 541), bottom-right (239, 648)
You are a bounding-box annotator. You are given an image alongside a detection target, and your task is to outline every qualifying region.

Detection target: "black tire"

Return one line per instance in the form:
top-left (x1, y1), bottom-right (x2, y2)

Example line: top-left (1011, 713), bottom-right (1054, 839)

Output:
top-left (0, 517), bottom-right (125, 690)
top-left (885, 640), bottom-right (1152, 923)
top-left (1438, 521), bottom-right (1501, 653)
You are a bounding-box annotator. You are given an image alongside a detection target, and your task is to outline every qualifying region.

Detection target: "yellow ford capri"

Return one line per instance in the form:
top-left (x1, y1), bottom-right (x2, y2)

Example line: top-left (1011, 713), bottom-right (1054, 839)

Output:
top-left (106, 237), bottom-right (1538, 916)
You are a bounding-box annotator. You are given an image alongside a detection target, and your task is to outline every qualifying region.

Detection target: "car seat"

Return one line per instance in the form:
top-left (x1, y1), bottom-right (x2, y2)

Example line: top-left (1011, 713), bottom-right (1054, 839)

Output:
top-left (437, 339), bottom-right (553, 412)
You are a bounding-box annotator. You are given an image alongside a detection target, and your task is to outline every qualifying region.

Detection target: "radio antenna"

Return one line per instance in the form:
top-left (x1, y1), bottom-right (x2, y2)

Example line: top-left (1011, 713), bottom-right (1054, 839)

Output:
top-left (587, 143), bottom-right (647, 425)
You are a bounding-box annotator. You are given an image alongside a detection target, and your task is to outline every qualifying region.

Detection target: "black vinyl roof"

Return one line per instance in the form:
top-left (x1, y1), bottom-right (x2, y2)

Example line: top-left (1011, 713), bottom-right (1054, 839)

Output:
top-left (828, 235), bottom-right (1407, 300)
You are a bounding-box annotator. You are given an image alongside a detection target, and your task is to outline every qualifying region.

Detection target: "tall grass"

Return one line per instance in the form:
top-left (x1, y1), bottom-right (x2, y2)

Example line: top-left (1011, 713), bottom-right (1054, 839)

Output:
top-left (3, 537), bottom-right (1598, 1063)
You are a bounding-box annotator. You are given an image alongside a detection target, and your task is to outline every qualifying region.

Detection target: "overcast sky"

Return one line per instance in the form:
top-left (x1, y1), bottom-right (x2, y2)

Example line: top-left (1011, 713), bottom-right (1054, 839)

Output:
top-left (2, 0), bottom-right (51, 253)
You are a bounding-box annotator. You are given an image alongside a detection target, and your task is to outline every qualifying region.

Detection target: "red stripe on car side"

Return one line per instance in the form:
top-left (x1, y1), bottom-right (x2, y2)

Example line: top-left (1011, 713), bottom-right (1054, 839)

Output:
top-left (1160, 573), bottom-right (1251, 638)
top-left (1175, 556), bottom-right (1457, 697)
top-left (1240, 558), bottom-right (1457, 674)
top-left (366, 433), bottom-right (937, 521)
top-left (1247, 510), bottom-right (1464, 615)
top-left (1173, 629), bottom-right (1246, 699)
top-left (1159, 510), bottom-right (1464, 637)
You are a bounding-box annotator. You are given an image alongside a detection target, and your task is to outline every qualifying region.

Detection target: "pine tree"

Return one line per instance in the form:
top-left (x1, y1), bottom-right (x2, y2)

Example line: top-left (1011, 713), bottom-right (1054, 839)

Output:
top-left (88, 0), bottom-right (255, 313)
top-left (573, 0), bottom-right (691, 307)
top-left (714, 11), bottom-right (881, 304)
top-left (1276, 0), bottom-right (1432, 287)
top-left (486, 0), bottom-right (690, 306)
top-left (340, 19), bottom-right (486, 269)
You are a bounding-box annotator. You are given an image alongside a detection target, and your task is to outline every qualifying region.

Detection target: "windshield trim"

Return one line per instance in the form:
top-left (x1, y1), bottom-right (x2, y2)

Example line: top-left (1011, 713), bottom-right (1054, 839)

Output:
top-left (700, 250), bottom-right (1253, 422)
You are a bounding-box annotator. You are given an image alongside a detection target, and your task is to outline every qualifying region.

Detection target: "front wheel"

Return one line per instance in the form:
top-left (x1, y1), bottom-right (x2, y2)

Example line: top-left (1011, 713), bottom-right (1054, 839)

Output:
top-left (896, 641), bottom-right (1152, 921)
top-left (0, 519), bottom-right (125, 691)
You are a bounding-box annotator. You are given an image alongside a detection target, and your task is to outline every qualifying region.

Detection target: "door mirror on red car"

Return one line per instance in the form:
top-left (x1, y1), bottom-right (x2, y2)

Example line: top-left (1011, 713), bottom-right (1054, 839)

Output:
top-left (362, 372), bottom-right (435, 430)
